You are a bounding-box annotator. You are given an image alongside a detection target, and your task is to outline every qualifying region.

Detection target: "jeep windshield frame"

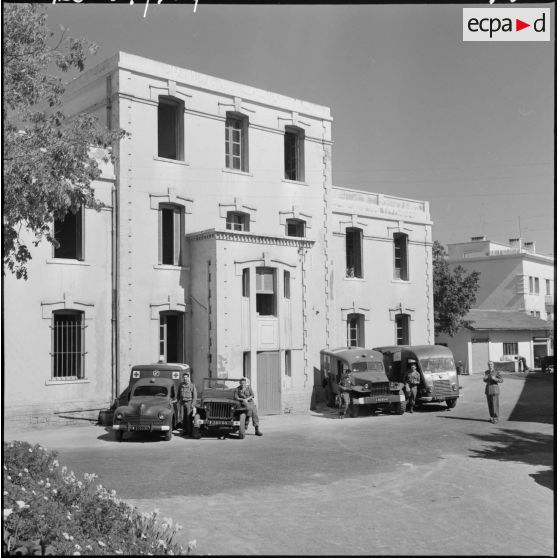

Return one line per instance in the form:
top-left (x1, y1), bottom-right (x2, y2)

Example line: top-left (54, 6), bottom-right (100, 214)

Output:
top-left (202, 378), bottom-right (245, 392)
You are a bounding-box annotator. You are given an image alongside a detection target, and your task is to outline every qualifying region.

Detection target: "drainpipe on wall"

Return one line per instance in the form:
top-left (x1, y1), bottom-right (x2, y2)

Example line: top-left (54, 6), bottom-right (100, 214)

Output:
top-left (111, 182), bottom-right (119, 403)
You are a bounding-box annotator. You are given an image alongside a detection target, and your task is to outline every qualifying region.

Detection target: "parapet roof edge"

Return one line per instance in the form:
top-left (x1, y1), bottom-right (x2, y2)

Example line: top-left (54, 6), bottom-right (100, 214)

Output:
top-left (332, 184), bottom-right (429, 208)
top-left (67, 51), bottom-right (332, 120)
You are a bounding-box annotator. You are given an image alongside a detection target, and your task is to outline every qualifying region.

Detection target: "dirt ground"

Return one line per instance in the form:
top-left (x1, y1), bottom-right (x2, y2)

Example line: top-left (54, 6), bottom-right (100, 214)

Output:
top-left (4, 371), bottom-right (555, 555)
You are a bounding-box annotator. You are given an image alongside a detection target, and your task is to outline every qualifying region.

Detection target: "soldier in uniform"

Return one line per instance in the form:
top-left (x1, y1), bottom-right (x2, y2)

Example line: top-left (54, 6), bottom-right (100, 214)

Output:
top-left (234, 378), bottom-right (263, 436)
top-left (405, 362), bottom-right (421, 413)
top-left (178, 370), bottom-right (197, 437)
top-left (338, 368), bottom-right (353, 418)
top-left (483, 360), bottom-right (503, 423)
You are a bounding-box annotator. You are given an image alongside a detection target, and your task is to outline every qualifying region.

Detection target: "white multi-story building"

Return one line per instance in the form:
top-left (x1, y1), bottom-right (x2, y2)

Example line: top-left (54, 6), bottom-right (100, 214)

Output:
top-left (3, 52), bottom-right (434, 425)
top-left (447, 236), bottom-right (555, 321)
top-left (436, 236), bottom-right (555, 372)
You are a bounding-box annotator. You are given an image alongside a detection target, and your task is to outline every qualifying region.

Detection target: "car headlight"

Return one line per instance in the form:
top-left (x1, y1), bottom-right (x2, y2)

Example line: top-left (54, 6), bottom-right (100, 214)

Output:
top-left (158, 411), bottom-right (165, 420)
top-left (451, 383), bottom-right (457, 391)
top-left (389, 382), bottom-right (400, 390)
top-left (115, 412), bottom-right (124, 421)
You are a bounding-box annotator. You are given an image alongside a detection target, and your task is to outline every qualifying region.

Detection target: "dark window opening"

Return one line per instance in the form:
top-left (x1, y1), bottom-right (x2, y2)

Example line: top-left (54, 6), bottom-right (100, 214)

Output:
top-left (394, 233), bottom-right (408, 280)
top-left (285, 350), bottom-right (292, 377)
top-left (160, 312), bottom-right (184, 363)
top-left (159, 205), bottom-right (182, 266)
top-left (284, 126), bottom-right (305, 181)
top-left (158, 97), bottom-right (184, 160)
top-left (503, 342), bottom-right (518, 355)
top-left (346, 228), bottom-right (362, 278)
top-left (54, 207), bottom-right (83, 260)
top-left (396, 314), bottom-right (410, 346)
top-left (242, 268), bottom-right (250, 297)
top-left (286, 218), bottom-right (305, 238)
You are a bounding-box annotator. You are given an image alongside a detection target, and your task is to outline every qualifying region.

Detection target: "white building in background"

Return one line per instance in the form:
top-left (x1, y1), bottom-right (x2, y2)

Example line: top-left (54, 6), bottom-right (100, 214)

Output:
top-left (447, 236), bottom-right (555, 321)
top-left (3, 52), bottom-right (434, 425)
top-left (436, 236), bottom-right (555, 373)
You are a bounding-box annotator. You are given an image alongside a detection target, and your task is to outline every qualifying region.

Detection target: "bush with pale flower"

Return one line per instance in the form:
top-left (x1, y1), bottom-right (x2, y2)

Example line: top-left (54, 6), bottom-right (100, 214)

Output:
top-left (3, 441), bottom-right (192, 555)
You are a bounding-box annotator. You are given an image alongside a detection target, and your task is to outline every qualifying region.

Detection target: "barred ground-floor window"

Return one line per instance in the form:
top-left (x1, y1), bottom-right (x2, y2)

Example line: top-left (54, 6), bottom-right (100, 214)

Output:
top-left (51, 311), bottom-right (86, 379)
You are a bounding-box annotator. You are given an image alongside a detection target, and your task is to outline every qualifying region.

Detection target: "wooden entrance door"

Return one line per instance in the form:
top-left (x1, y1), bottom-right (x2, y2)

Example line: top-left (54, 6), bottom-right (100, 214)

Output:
top-left (471, 339), bottom-right (489, 374)
top-left (256, 351), bottom-right (282, 414)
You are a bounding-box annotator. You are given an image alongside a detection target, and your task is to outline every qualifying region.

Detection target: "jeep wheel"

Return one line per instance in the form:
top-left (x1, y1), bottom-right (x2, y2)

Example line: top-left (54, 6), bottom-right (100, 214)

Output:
top-left (446, 398), bottom-right (457, 409)
top-left (238, 413), bottom-right (246, 439)
top-left (114, 430), bottom-right (123, 442)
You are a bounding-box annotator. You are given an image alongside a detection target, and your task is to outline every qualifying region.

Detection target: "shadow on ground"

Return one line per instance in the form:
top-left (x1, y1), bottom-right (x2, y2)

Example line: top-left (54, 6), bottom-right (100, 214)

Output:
top-left (469, 428), bottom-right (554, 490)
top-left (507, 372), bottom-right (554, 425)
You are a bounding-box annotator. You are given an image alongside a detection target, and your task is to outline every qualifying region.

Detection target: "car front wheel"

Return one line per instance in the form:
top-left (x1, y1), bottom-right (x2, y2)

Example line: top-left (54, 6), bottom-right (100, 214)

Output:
top-left (114, 430), bottom-right (123, 442)
top-left (238, 413), bottom-right (246, 439)
top-left (164, 428), bottom-right (172, 441)
top-left (446, 398), bottom-right (457, 409)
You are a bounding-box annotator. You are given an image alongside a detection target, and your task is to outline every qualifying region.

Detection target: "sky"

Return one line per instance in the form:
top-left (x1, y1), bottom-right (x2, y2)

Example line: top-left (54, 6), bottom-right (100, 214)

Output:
top-left (44, 2), bottom-right (556, 256)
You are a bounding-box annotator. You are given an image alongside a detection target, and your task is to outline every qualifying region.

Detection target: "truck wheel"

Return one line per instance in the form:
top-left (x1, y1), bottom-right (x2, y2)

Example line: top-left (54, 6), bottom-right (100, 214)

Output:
top-left (114, 430), bottom-right (123, 442)
top-left (393, 401), bottom-right (406, 415)
top-left (238, 413), bottom-right (246, 439)
top-left (446, 398), bottom-right (457, 409)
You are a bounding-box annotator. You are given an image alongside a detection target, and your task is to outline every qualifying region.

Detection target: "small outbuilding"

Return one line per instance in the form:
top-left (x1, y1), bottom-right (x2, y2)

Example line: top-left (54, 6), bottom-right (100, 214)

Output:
top-left (437, 309), bottom-right (553, 374)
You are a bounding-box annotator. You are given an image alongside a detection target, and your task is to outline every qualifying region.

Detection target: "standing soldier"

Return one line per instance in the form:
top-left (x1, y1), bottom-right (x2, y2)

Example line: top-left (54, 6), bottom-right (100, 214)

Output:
top-left (178, 370), bottom-right (197, 437)
top-left (483, 361), bottom-right (503, 423)
top-left (234, 378), bottom-right (263, 436)
top-left (405, 362), bottom-right (421, 413)
top-left (338, 368), bottom-right (353, 418)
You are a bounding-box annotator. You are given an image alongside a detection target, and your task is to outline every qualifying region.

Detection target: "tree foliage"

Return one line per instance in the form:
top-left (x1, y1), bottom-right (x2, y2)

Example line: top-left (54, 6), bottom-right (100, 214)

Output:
top-left (3, 3), bottom-right (121, 279)
top-left (433, 240), bottom-right (481, 337)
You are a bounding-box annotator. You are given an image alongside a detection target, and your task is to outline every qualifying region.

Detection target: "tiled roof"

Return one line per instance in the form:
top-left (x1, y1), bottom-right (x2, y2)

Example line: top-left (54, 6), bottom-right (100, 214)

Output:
top-left (465, 309), bottom-right (553, 331)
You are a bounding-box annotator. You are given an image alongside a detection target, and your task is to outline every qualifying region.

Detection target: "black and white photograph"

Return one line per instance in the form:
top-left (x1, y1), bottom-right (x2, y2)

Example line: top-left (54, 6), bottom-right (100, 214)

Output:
top-left (2, 1), bottom-right (555, 555)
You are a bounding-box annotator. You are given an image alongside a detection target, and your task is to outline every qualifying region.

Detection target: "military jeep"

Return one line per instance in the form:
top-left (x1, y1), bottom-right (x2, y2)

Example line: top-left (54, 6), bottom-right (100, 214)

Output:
top-left (192, 378), bottom-right (249, 439)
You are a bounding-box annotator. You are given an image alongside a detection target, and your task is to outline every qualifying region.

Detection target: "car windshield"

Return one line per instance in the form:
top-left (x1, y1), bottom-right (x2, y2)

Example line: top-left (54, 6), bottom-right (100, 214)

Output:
top-left (420, 357), bottom-right (455, 372)
top-left (352, 361), bottom-right (384, 372)
top-left (133, 385), bottom-right (168, 397)
top-left (203, 378), bottom-right (244, 391)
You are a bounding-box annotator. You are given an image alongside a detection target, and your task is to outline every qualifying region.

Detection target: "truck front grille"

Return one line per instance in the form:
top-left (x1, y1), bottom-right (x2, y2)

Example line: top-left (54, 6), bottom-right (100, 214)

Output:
top-left (433, 380), bottom-right (452, 398)
top-left (123, 416), bottom-right (156, 427)
top-left (207, 402), bottom-right (234, 419)
top-left (369, 382), bottom-right (390, 396)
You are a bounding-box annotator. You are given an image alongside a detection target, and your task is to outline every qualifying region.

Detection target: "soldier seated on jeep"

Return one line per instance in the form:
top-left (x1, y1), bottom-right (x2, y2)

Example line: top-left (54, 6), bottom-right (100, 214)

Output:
top-left (192, 378), bottom-right (262, 439)
top-left (234, 378), bottom-right (263, 436)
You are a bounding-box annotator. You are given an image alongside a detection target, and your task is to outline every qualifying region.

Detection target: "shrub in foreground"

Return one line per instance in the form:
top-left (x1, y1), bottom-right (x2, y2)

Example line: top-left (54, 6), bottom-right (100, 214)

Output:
top-left (3, 441), bottom-right (196, 555)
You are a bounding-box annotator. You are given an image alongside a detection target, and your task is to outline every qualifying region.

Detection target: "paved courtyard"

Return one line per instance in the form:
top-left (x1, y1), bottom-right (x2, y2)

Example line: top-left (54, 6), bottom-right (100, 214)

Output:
top-left (4, 372), bottom-right (554, 555)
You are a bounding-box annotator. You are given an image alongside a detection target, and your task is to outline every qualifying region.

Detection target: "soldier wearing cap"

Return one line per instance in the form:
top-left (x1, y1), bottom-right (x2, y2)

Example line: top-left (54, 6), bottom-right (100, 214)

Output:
top-left (338, 368), bottom-right (353, 418)
top-left (234, 378), bottom-right (263, 436)
top-left (405, 362), bottom-right (421, 413)
top-left (483, 360), bottom-right (503, 423)
top-left (178, 370), bottom-right (197, 437)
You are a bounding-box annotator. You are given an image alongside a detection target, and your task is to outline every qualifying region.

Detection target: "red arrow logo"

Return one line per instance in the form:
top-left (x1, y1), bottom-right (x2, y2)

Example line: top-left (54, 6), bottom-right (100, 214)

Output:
top-left (516, 19), bottom-right (530, 31)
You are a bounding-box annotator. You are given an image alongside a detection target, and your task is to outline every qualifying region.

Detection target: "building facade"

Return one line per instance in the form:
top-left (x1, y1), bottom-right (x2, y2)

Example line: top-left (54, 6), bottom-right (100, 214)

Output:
top-left (3, 52), bottom-right (433, 425)
top-left (437, 236), bottom-right (555, 372)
